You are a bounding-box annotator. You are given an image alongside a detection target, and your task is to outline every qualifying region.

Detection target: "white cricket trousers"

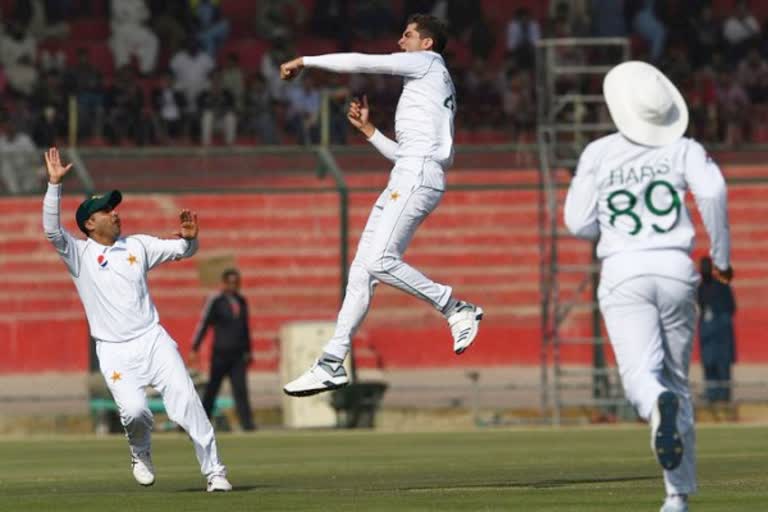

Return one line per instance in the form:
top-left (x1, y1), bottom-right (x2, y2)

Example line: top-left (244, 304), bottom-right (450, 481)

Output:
top-left (599, 251), bottom-right (698, 496)
top-left (96, 324), bottom-right (226, 478)
top-left (323, 167), bottom-right (452, 360)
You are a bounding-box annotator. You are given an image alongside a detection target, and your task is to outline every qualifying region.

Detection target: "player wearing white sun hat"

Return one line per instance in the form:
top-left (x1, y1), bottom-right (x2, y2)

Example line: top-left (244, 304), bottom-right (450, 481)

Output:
top-left (565, 61), bottom-right (732, 512)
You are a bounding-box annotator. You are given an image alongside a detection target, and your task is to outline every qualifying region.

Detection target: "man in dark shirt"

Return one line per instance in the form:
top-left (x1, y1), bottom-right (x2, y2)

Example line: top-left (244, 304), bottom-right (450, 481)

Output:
top-left (190, 268), bottom-right (255, 430)
top-left (698, 256), bottom-right (737, 403)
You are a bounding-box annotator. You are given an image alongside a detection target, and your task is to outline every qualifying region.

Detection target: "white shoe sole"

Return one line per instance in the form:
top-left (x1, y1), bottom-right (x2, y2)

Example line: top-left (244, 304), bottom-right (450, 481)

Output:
top-left (283, 376), bottom-right (349, 397)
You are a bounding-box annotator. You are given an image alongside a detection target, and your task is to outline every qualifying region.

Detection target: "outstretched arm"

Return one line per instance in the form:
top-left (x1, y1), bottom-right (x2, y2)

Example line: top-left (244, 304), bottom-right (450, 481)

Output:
top-left (135, 209), bottom-right (199, 270)
top-left (281, 52), bottom-right (432, 80)
top-left (347, 95), bottom-right (398, 162)
top-left (42, 147), bottom-right (81, 276)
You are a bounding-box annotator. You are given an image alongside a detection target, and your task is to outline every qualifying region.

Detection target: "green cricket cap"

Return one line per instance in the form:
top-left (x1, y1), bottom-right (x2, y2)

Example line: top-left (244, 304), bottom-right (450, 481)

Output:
top-left (76, 190), bottom-right (122, 234)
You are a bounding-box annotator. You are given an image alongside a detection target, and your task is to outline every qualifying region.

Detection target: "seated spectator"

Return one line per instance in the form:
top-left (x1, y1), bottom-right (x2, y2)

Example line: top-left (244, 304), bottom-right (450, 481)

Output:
top-left (353, 0), bottom-right (395, 40)
top-left (198, 72), bottom-right (237, 146)
top-left (103, 66), bottom-right (152, 145)
top-left (716, 69), bottom-right (751, 147)
top-left (151, 70), bottom-right (187, 142)
top-left (261, 36), bottom-right (296, 102)
top-left (30, 70), bottom-right (67, 123)
top-left (723, 0), bottom-right (760, 62)
top-left (686, 67), bottom-right (718, 142)
top-left (189, 0), bottom-right (229, 57)
top-left (32, 105), bottom-right (64, 148)
top-left (590, 0), bottom-right (627, 38)
top-left (547, 1), bottom-right (589, 37)
top-left (285, 75), bottom-right (321, 145)
top-left (148, 0), bottom-right (190, 55)
top-left (0, 20), bottom-right (38, 96)
top-left (688, 4), bottom-right (722, 69)
top-left (109, 0), bottom-right (159, 75)
top-left (738, 47), bottom-right (768, 105)
top-left (506, 7), bottom-right (541, 70)
top-left (310, 0), bottom-right (347, 45)
top-left (628, 0), bottom-right (667, 64)
top-left (220, 52), bottom-right (245, 113)
top-left (14, 0), bottom-right (69, 41)
top-left (243, 73), bottom-right (278, 144)
top-left (170, 39), bottom-right (215, 116)
top-left (257, 0), bottom-right (306, 41)
top-left (63, 48), bottom-right (105, 139)
top-left (0, 118), bottom-right (39, 193)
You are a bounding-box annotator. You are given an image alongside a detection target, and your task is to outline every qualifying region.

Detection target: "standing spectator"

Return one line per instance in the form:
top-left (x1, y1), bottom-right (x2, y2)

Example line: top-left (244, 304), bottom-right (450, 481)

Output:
top-left (242, 73), bottom-right (278, 144)
top-left (198, 73), bottom-right (237, 146)
top-left (189, 0), bottom-right (229, 57)
top-left (506, 7), bottom-right (541, 70)
top-left (32, 105), bottom-right (62, 148)
top-left (190, 269), bottom-right (255, 432)
top-left (723, 0), bottom-right (760, 62)
top-left (285, 76), bottom-right (321, 145)
top-left (256, 0), bottom-right (306, 41)
top-left (220, 52), bottom-right (245, 112)
top-left (151, 70), bottom-right (187, 142)
top-left (698, 256), bottom-right (736, 404)
top-left (170, 39), bottom-right (215, 116)
top-left (109, 0), bottom-right (159, 75)
top-left (0, 119), bottom-right (39, 193)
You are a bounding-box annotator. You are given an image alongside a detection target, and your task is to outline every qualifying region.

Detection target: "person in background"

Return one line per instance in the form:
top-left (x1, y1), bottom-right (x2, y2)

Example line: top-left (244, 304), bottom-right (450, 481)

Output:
top-left (190, 269), bottom-right (255, 432)
top-left (698, 256), bottom-right (736, 405)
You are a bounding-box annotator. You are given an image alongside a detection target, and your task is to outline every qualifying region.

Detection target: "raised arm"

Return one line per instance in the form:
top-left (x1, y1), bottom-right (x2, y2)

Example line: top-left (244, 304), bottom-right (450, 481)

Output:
top-left (684, 140), bottom-right (732, 282)
top-left (42, 147), bottom-right (81, 276)
top-left (564, 144), bottom-right (600, 240)
top-left (347, 95), bottom-right (397, 162)
top-left (281, 52), bottom-right (433, 80)
top-left (134, 209), bottom-right (199, 270)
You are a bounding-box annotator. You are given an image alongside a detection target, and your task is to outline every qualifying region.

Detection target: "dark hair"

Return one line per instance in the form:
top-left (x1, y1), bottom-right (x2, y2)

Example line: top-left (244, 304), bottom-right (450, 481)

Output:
top-left (407, 14), bottom-right (448, 54)
top-left (222, 268), bottom-right (240, 281)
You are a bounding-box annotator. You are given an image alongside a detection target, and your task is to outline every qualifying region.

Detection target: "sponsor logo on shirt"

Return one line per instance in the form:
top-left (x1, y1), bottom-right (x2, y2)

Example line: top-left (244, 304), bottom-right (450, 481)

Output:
top-left (97, 254), bottom-right (108, 268)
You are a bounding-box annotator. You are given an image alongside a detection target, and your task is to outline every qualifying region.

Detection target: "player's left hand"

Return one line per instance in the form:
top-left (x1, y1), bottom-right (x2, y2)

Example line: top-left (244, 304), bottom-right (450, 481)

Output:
top-left (280, 57), bottom-right (304, 80)
top-left (174, 209), bottom-right (199, 240)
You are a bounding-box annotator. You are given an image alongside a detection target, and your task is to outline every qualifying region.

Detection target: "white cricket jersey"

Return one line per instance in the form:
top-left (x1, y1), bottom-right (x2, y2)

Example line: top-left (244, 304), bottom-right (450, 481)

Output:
top-left (564, 134), bottom-right (731, 270)
top-left (303, 51), bottom-right (456, 189)
top-left (43, 183), bottom-right (198, 342)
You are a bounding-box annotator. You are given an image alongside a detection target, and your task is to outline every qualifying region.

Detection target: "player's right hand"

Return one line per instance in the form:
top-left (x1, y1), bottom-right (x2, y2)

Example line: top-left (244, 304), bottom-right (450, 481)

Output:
top-left (44, 147), bottom-right (73, 185)
top-left (280, 57), bottom-right (304, 80)
top-left (713, 266), bottom-right (733, 284)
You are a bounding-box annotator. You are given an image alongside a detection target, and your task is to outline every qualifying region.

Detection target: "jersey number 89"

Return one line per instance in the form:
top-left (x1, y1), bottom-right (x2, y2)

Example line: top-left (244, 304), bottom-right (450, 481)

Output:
top-left (607, 180), bottom-right (681, 235)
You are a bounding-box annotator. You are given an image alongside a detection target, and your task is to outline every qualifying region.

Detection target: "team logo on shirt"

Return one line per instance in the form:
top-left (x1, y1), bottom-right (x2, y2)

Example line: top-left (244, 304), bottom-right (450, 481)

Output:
top-left (97, 254), bottom-right (108, 268)
top-left (390, 191), bottom-right (400, 201)
top-left (127, 254), bottom-right (138, 265)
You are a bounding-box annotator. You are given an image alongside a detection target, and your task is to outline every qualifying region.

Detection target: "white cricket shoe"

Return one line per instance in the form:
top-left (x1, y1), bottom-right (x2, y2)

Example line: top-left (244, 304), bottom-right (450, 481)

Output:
top-left (131, 451), bottom-right (155, 487)
top-left (660, 494), bottom-right (688, 512)
top-left (651, 391), bottom-right (683, 470)
top-left (283, 355), bottom-right (349, 397)
top-left (447, 301), bottom-right (484, 354)
top-left (207, 473), bottom-right (232, 492)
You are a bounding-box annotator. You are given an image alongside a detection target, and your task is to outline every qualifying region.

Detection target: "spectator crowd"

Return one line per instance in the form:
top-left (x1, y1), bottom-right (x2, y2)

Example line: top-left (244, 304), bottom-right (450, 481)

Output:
top-left (0, 0), bottom-right (768, 153)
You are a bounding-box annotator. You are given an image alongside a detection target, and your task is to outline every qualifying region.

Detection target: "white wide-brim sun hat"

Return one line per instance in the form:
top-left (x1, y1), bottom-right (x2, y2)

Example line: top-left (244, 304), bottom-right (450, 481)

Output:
top-left (603, 60), bottom-right (689, 147)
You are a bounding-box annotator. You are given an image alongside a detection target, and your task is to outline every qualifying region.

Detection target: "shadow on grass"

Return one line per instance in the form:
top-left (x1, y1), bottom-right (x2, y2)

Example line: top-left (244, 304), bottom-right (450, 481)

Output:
top-left (401, 475), bottom-right (657, 492)
top-left (174, 485), bottom-right (267, 493)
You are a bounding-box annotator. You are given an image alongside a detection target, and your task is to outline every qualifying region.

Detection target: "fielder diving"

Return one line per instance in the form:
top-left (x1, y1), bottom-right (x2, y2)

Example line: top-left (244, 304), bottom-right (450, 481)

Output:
top-left (280, 14), bottom-right (483, 396)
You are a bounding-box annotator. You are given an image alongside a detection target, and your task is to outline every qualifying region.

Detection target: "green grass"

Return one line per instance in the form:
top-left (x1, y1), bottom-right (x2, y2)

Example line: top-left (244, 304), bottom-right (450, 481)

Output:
top-left (0, 425), bottom-right (766, 511)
